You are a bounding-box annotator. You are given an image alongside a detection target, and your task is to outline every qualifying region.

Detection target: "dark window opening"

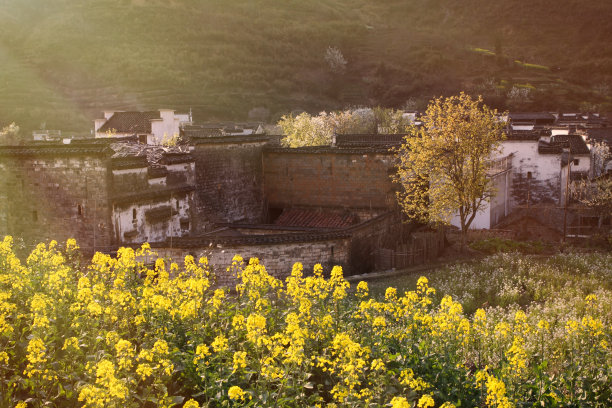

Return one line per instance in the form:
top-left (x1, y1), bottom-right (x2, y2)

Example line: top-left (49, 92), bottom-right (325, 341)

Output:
top-left (527, 172), bottom-right (532, 179)
top-left (138, 134), bottom-right (148, 144)
top-left (331, 245), bottom-right (335, 259)
top-left (573, 159), bottom-right (580, 166)
top-left (268, 207), bottom-right (283, 224)
top-left (32, 210), bottom-right (38, 221)
top-left (132, 208), bottom-right (137, 221)
top-left (77, 204), bottom-right (83, 216)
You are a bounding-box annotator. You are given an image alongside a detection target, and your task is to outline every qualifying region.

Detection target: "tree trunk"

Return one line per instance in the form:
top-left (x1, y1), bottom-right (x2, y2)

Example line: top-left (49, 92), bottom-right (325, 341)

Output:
top-left (460, 216), bottom-right (467, 252)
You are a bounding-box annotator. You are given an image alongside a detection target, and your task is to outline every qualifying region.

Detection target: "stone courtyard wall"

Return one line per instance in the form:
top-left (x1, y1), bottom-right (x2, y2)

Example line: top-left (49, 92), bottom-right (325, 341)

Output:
top-left (263, 147), bottom-right (397, 216)
top-left (0, 145), bottom-right (113, 253)
top-left (191, 136), bottom-right (268, 232)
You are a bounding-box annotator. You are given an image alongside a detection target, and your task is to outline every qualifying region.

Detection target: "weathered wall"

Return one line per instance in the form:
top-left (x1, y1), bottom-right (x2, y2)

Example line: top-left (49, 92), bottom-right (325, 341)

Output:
top-left (346, 212), bottom-right (401, 275)
top-left (110, 155), bottom-right (196, 245)
top-left (0, 147), bottom-right (113, 253)
top-left (152, 234), bottom-right (351, 286)
top-left (191, 137), bottom-right (267, 231)
top-left (489, 170), bottom-right (510, 227)
top-left (112, 192), bottom-right (193, 244)
top-left (263, 147), bottom-right (397, 213)
top-left (150, 212), bottom-right (400, 284)
top-left (500, 141), bottom-right (562, 207)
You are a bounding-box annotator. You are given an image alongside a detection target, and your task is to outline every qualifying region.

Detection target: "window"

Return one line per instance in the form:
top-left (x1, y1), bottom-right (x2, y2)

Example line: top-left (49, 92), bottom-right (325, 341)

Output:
top-left (573, 159), bottom-right (580, 166)
top-left (527, 172), bottom-right (532, 179)
top-left (77, 204), bottom-right (83, 216)
top-left (32, 210), bottom-right (38, 221)
top-left (132, 208), bottom-right (137, 221)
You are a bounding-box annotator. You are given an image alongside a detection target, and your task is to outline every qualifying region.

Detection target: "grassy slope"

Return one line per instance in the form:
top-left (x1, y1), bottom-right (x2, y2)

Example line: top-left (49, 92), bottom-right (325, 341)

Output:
top-left (1, 0), bottom-right (611, 133)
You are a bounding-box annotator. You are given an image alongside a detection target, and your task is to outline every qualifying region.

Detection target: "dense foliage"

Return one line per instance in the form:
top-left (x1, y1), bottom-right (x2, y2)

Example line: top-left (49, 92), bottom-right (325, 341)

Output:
top-left (278, 108), bottom-right (409, 147)
top-left (394, 94), bottom-right (505, 246)
top-left (0, 237), bottom-right (610, 407)
top-left (1, 0), bottom-right (612, 132)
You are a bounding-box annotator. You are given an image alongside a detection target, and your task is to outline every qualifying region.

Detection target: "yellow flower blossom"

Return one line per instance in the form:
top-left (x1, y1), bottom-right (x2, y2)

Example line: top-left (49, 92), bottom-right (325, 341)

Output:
top-left (417, 394), bottom-right (435, 408)
top-left (233, 351), bottom-right (247, 372)
top-left (183, 399), bottom-right (199, 408)
top-left (194, 343), bottom-right (211, 365)
top-left (390, 396), bottom-right (410, 408)
top-left (211, 335), bottom-right (229, 353)
top-left (228, 385), bottom-right (246, 401)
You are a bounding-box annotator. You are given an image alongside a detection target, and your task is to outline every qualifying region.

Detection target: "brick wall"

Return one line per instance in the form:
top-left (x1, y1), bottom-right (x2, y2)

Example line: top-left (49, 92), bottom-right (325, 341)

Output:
top-left (263, 147), bottom-right (397, 212)
top-left (191, 137), bottom-right (267, 231)
top-left (0, 148), bottom-right (113, 253)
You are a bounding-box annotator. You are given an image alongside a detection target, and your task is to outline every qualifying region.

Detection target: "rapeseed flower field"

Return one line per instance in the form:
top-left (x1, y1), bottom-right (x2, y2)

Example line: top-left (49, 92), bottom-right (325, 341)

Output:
top-left (0, 236), bottom-right (610, 407)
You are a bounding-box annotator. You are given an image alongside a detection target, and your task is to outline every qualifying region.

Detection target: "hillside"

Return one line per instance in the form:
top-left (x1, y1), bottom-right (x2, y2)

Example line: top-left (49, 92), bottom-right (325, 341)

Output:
top-left (1, 0), bottom-right (611, 133)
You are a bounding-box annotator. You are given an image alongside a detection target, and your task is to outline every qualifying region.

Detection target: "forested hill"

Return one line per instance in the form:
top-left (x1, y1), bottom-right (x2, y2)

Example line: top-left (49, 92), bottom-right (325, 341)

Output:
top-left (1, 0), bottom-right (611, 133)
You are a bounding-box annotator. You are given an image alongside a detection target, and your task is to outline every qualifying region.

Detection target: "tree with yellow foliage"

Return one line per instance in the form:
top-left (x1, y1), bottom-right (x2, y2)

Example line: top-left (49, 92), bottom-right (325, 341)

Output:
top-left (393, 93), bottom-right (505, 248)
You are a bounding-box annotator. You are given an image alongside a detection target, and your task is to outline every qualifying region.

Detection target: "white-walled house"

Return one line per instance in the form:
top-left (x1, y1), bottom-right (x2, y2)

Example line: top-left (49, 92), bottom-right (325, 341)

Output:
top-left (94, 109), bottom-right (191, 144)
top-left (109, 152), bottom-right (195, 244)
top-left (450, 154), bottom-right (513, 230)
top-left (451, 129), bottom-right (591, 230)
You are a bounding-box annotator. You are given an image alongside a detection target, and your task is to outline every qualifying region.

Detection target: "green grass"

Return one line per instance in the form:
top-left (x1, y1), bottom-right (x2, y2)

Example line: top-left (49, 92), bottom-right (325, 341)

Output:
top-left (365, 252), bottom-right (612, 314)
top-left (1, 0), bottom-right (611, 132)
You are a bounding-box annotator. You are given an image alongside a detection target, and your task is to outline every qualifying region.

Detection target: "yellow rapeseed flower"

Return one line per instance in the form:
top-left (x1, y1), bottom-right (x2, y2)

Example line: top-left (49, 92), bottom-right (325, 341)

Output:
top-left (228, 385), bottom-right (246, 401)
top-left (390, 396), bottom-right (411, 408)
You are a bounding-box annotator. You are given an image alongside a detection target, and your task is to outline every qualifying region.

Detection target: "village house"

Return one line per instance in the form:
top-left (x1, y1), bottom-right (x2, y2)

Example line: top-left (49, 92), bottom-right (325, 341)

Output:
top-left (0, 109), bottom-right (609, 280)
top-left (94, 109), bottom-right (191, 144)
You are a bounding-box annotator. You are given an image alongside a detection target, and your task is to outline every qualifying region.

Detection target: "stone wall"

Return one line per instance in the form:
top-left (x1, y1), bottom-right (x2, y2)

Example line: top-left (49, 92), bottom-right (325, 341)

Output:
top-left (191, 136), bottom-right (268, 232)
top-left (263, 147), bottom-right (397, 213)
top-left (345, 212), bottom-right (401, 275)
top-left (147, 212), bottom-right (400, 286)
top-left (151, 233), bottom-right (351, 286)
top-left (0, 146), bottom-right (113, 253)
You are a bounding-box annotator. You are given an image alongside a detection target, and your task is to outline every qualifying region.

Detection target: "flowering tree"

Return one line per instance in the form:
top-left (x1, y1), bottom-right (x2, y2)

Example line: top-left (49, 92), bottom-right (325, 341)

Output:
top-left (0, 122), bottom-right (20, 145)
top-left (393, 93), bottom-right (505, 248)
top-left (278, 108), bottom-right (409, 147)
top-left (572, 177), bottom-right (612, 228)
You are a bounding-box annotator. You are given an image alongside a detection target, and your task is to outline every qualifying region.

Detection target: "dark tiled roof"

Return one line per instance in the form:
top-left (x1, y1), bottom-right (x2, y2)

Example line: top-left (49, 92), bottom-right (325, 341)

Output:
top-left (161, 152), bottom-right (194, 165)
top-left (147, 229), bottom-right (351, 247)
top-left (97, 111), bottom-right (160, 134)
top-left (335, 133), bottom-right (407, 147)
top-left (111, 156), bottom-right (148, 170)
top-left (192, 135), bottom-right (270, 145)
top-left (509, 112), bottom-right (555, 122)
top-left (586, 128), bottom-right (612, 145)
top-left (181, 125), bottom-right (223, 138)
top-left (72, 136), bottom-right (138, 145)
top-left (538, 134), bottom-right (590, 155)
top-left (505, 130), bottom-right (547, 141)
top-left (274, 208), bottom-right (358, 228)
top-left (111, 184), bottom-right (194, 205)
top-left (264, 146), bottom-right (393, 155)
top-left (0, 145), bottom-right (112, 156)
top-left (552, 134), bottom-right (590, 155)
